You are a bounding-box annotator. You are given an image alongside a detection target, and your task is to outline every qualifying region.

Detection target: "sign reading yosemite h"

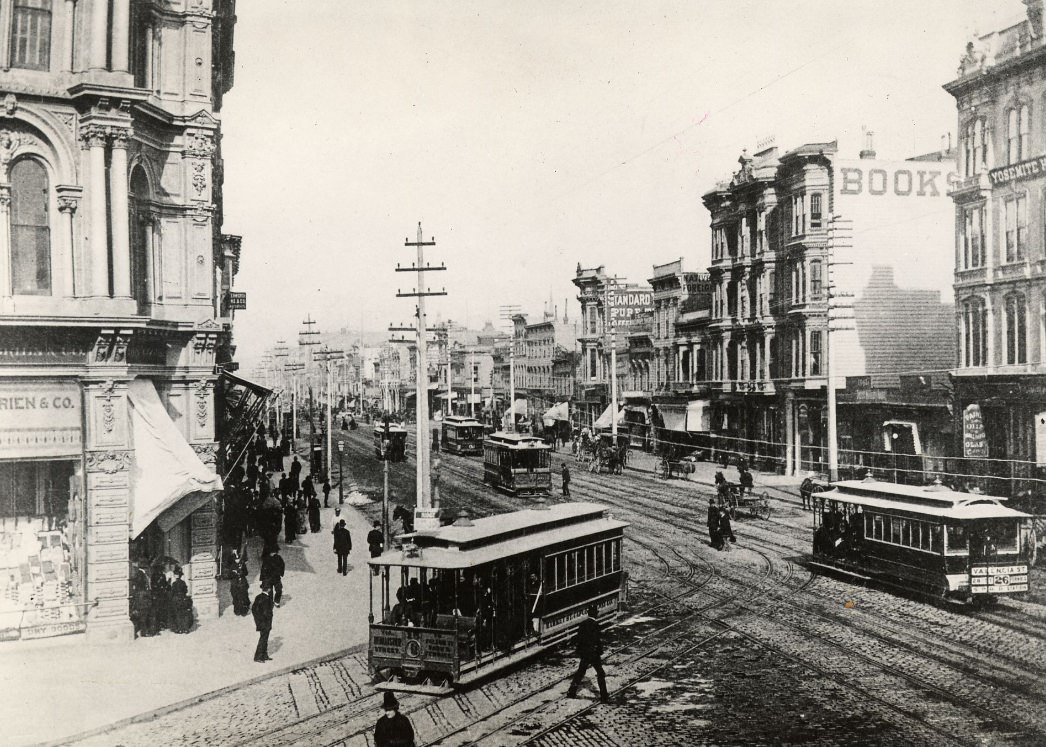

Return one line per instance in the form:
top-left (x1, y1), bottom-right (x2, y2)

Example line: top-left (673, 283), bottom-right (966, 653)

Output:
top-left (608, 289), bottom-right (653, 329)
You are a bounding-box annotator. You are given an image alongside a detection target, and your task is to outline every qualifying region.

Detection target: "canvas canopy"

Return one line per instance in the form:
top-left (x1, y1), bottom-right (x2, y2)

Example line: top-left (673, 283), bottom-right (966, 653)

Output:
top-left (128, 378), bottom-right (223, 538)
top-left (544, 402), bottom-right (570, 422)
top-left (658, 404), bottom-right (687, 432)
top-left (593, 403), bottom-right (624, 429)
top-left (686, 400), bottom-right (711, 433)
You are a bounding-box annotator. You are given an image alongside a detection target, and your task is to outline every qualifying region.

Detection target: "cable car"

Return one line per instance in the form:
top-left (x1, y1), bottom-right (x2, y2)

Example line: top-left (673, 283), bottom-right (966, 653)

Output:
top-left (440, 415), bottom-right (486, 455)
top-left (482, 431), bottom-right (552, 496)
top-left (810, 477), bottom-right (1032, 603)
top-left (373, 422), bottom-right (408, 462)
top-left (367, 501), bottom-right (628, 693)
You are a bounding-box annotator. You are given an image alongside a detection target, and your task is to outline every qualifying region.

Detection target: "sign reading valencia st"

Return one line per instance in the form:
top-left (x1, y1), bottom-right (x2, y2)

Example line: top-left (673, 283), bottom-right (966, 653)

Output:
top-left (989, 155), bottom-right (1046, 186)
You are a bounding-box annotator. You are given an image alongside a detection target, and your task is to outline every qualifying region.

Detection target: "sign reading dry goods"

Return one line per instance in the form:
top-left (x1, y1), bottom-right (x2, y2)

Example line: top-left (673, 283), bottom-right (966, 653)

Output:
top-left (962, 403), bottom-right (989, 458)
top-left (0, 381), bottom-right (82, 458)
top-left (608, 288), bottom-right (653, 329)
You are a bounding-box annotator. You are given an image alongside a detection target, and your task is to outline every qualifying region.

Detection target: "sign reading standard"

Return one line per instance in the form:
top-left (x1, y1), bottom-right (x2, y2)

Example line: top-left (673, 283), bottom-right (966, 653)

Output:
top-left (608, 289), bottom-right (653, 329)
top-left (989, 155), bottom-right (1046, 187)
top-left (0, 382), bottom-right (82, 458)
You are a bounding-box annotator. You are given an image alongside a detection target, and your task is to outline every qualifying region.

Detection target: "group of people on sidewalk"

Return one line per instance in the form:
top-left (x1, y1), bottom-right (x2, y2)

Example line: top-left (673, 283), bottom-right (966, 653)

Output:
top-left (129, 560), bottom-right (194, 638)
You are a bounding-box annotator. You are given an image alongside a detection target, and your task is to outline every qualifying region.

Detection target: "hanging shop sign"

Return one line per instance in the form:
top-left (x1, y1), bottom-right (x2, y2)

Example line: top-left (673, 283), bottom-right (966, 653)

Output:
top-left (608, 289), bottom-right (653, 330)
top-left (1036, 411), bottom-right (1046, 468)
top-left (988, 155), bottom-right (1046, 187)
top-left (0, 381), bottom-right (82, 459)
top-left (963, 403), bottom-right (989, 458)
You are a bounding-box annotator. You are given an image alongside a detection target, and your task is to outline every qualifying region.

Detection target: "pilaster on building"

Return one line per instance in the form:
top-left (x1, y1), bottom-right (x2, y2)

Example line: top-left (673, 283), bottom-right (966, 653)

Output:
top-left (0, 0), bottom-right (241, 643)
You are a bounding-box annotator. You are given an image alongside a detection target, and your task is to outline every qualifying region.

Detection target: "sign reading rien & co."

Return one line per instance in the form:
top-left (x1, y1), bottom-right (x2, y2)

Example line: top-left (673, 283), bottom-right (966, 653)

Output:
top-left (988, 155), bottom-right (1046, 187)
top-left (0, 382), bottom-right (82, 459)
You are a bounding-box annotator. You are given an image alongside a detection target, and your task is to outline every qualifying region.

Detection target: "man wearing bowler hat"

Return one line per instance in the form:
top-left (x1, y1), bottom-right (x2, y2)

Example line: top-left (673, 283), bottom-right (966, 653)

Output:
top-left (374, 691), bottom-right (415, 747)
top-left (251, 580), bottom-right (274, 663)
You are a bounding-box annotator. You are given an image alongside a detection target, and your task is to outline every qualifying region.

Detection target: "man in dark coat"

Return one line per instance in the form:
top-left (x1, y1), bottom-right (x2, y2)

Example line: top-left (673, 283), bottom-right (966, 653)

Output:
top-left (261, 548), bottom-right (285, 607)
top-left (717, 507), bottom-right (736, 550)
top-left (333, 519), bottom-right (352, 575)
top-left (322, 479), bottom-right (332, 507)
top-left (367, 521), bottom-right (384, 575)
top-left (283, 499), bottom-right (297, 543)
top-left (373, 691), bottom-right (415, 747)
top-left (566, 605), bottom-right (609, 703)
top-left (129, 561), bottom-right (152, 638)
top-left (289, 456), bottom-right (302, 493)
top-left (251, 581), bottom-right (274, 662)
top-left (561, 464), bottom-right (571, 498)
top-left (706, 498), bottom-right (720, 547)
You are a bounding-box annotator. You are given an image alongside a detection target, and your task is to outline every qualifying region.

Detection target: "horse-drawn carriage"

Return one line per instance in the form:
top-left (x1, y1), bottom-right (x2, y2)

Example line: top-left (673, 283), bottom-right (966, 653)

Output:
top-left (714, 472), bottom-right (771, 520)
top-left (574, 432), bottom-right (629, 474)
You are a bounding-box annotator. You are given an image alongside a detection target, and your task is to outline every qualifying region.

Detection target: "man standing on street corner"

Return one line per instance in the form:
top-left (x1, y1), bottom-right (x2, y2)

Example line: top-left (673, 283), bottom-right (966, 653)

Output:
top-left (333, 519), bottom-right (352, 575)
top-left (251, 580), bottom-right (274, 663)
top-left (566, 605), bottom-right (609, 703)
top-left (368, 520), bottom-right (384, 575)
top-left (561, 463), bottom-right (571, 498)
top-left (374, 691), bottom-right (415, 747)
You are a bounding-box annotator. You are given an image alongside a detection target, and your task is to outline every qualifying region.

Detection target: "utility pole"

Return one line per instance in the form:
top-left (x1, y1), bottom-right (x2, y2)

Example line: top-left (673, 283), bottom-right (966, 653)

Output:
top-left (470, 348), bottom-right (477, 418)
top-left (286, 361), bottom-right (304, 444)
top-left (602, 274), bottom-right (627, 439)
top-left (299, 314), bottom-right (321, 462)
top-left (316, 347), bottom-right (343, 481)
top-left (509, 346), bottom-right (516, 432)
top-left (826, 215), bottom-right (855, 482)
top-left (394, 222), bottom-right (447, 532)
top-left (337, 439), bottom-right (345, 504)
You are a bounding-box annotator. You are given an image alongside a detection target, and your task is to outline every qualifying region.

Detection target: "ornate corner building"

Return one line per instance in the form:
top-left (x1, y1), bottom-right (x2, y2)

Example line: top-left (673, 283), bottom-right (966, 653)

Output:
top-left (0, 0), bottom-right (240, 642)
top-left (944, 1), bottom-right (1046, 496)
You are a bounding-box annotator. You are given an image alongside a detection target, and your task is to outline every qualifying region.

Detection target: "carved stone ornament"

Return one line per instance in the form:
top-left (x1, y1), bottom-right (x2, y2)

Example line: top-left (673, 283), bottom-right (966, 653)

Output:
top-left (57, 195), bottom-right (79, 214)
top-left (93, 331), bottom-right (132, 364)
top-left (78, 124), bottom-right (108, 150)
top-left (108, 127), bottom-right (131, 150)
top-left (0, 126), bottom-right (40, 168)
top-left (194, 381), bottom-right (210, 428)
top-left (86, 450), bottom-right (132, 474)
top-left (99, 379), bottom-right (117, 433)
top-left (183, 129), bottom-right (214, 158)
top-left (4, 94), bottom-right (16, 116)
top-left (191, 161), bottom-right (207, 195)
top-left (192, 443), bottom-right (217, 466)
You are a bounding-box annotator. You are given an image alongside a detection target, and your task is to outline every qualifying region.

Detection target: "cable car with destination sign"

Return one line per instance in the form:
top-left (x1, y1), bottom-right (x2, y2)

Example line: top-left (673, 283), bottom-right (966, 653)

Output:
top-left (810, 476), bottom-right (1032, 604)
top-left (440, 415), bottom-right (485, 456)
top-left (367, 501), bottom-right (628, 693)
top-left (373, 422), bottom-right (408, 462)
top-left (482, 431), bottom-right (552, 497)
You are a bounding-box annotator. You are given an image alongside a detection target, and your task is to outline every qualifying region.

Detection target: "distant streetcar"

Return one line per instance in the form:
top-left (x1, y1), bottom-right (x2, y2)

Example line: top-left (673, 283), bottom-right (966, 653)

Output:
top-left (368, 502), bottom-right (628, 692)
top-left (440, 415), bottom-right (485, 455)
top-left (373, 422), bottom-right (408, 462)
top-left (810, 477), bottom-right (1032, 603)
top-left (482, 431), bottom-right (552, 497)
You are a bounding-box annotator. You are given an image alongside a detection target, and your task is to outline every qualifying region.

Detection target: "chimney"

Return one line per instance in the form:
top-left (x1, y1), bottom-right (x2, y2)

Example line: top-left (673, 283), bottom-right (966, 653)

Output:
top-left (940, 134), bottom-right (948, 157)
top-left (860, 129), bottom-right (876, 160)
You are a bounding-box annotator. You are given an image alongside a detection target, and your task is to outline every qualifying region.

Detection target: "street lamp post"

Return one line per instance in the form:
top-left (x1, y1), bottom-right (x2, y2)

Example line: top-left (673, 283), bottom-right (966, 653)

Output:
top-left (337, 439), bottom-right (345, 504)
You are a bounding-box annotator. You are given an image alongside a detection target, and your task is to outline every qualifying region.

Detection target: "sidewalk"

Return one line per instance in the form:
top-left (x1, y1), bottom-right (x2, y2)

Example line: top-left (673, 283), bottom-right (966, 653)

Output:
top-left (0, 453), bottom-right (375, 747)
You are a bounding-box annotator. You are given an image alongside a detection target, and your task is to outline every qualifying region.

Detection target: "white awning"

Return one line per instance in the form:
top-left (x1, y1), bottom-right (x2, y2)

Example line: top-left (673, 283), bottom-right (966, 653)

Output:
top-left (128, 378), bottom-right (223, 538)
top-left (544, 402), bottom-right (569, 422)
top-left (659, 404), bottom-right (687, 432)
top-left (594, 404), bottom-right (624, 429)
top-left (686, 400), bottom-right (711, 433)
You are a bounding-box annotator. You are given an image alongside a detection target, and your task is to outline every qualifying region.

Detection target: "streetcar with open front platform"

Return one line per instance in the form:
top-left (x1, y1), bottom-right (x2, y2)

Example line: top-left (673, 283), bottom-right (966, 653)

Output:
top-left (367, 501), bottom-right (628, 693)
top-left (482, 431), bottom-right (552, 496)
top-left (440, 415), bottom-right (485, 455)
top-left (810, 477), bottom-right (1032, 603)
top-left (373, 422), bottom-right (408, 462)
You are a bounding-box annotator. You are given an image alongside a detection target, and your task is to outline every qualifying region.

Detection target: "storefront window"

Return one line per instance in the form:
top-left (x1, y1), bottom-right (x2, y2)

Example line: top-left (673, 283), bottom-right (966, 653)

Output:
top-left (0, 460), bottom-right (85, 639)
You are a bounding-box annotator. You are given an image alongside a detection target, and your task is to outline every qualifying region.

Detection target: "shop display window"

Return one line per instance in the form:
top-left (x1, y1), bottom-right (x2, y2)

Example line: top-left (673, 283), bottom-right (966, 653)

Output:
top-left (0, 460), bottom-right (85, 639)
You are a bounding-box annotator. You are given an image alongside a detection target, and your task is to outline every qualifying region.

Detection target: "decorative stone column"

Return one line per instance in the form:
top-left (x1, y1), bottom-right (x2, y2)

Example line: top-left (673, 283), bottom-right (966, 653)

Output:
top-left (108, 129), bottom-right (131, 298)
top-left (189, 442), bottom-right (219, 621)
top-left (56, 186), bottom-right (82, 297)
top-left (83, 377), bottom-right (134, 642)
top-left (80, 125), bottom-right (109, 296)
top-left (0, 184), bottom-right (10, 296)
top-left (111, 0), bottom-right (130, 72)
top-left (88, 0), bottom-right (108, 69)
top-left (62, 0), bottom-right (77, 72)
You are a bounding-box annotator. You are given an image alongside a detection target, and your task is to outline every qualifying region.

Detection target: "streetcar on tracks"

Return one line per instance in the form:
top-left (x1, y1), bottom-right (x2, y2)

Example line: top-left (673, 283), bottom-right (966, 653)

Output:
top-left (367, 501), bottom-right (628, 693)
top-left (440, 415), bottom-right (485, 456)
top-left (482, 431), bottom-right (552, 497)
top-left (810, 477), bottom-right (1032, 603)
top-left (373, 422), bottom-right (408, 462)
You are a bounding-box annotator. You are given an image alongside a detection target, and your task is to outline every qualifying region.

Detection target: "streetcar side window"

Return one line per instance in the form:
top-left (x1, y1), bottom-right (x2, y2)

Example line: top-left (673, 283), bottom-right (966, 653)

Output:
top-left (890, 517), bottom-right (902, 544)
top-left (872, 514), bottom-right (884, 541)
top-left (612, 540), bottom-right (620, 571)
top-left (946, 524), bottom-right (969, 555)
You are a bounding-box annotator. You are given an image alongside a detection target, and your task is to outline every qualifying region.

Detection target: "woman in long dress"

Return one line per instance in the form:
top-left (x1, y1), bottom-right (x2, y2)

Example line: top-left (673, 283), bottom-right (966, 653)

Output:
top-left (296, 493), bottom-right (308, 534)
top-left (168, 566), bottom-right (194, 633)
top-left (308, 495), bottom-right (321, 533)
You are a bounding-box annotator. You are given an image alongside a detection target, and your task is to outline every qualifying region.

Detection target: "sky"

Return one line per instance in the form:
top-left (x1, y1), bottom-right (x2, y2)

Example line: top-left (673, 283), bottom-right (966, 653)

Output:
top-left (220, 0), bottom-right (1022, 375)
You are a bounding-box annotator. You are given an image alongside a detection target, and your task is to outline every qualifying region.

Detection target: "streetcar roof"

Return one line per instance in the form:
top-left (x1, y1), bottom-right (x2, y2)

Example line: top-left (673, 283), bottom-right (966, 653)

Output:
top-left (483, 431), bottom-right (550, 449)
top-left (814, 481), bottom-right (1030, 520)
top-left (443, 416), bottom-right (483, 427)
top-left (369, 502), bottom-right (628, 569)
top-left (372, 423), bottom-right (407, 434)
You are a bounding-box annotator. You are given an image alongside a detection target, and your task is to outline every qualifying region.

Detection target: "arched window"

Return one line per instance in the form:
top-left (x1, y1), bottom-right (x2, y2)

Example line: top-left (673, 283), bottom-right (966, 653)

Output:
top-left (964, 119), bottom-right (987, 176)
top-left (1005, 292), bottom-right (1027, 365)
top-left (962, 298), bottom-right (987, 367)
top-left (10, 0), bottom-right (51, 70)
top-left (10, 158), bottom-right (51, 295)
top-left (129, 167), bottom-right (151, 310)
top-left (1007, 105), bottom-right (1031, 164)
